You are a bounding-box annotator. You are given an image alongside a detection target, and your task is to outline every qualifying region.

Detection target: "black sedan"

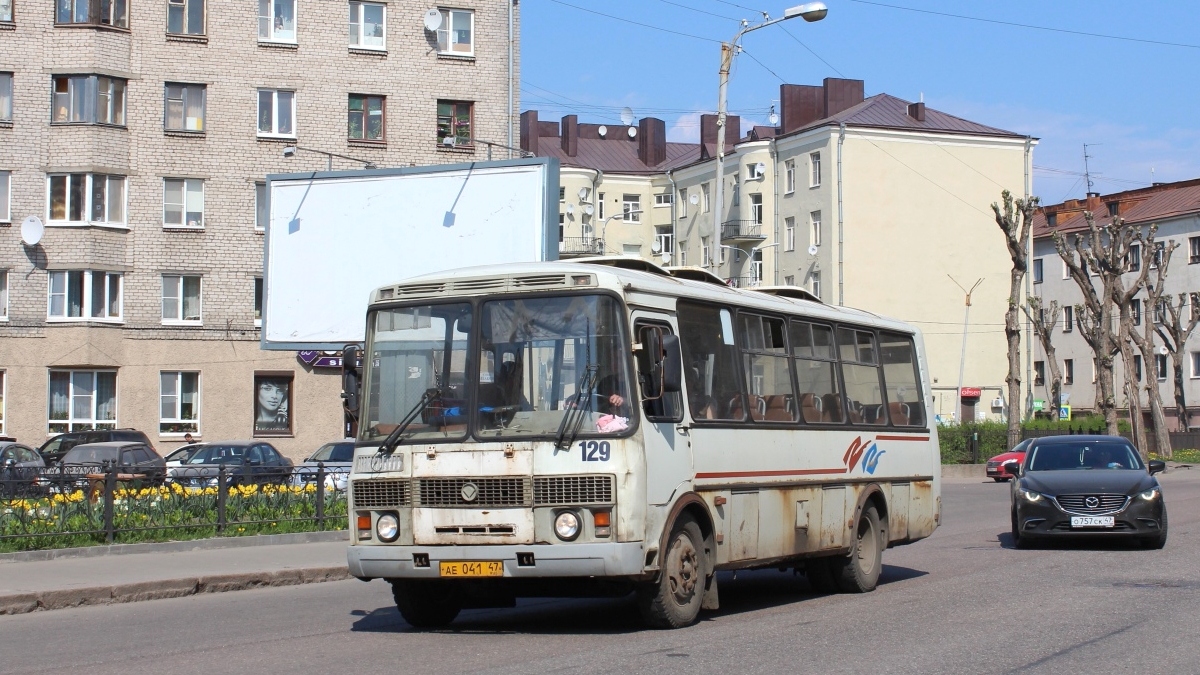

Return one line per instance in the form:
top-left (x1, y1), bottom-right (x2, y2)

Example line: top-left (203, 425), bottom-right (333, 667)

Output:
top-left (168, 441), bottom-right (293, 487)
top-left (1008, 435), bottom-right (1167, 549)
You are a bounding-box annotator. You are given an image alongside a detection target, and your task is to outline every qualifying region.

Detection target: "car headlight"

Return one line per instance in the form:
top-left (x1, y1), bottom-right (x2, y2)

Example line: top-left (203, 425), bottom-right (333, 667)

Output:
top-left (554, 511), bottom-right (581, 541)
top-left (375, 513), bottom-right (399, 542)
top-left (1139, 487), bottom-right (1161, 501)
top-left (1018, 488), bottom-right (1043, 503)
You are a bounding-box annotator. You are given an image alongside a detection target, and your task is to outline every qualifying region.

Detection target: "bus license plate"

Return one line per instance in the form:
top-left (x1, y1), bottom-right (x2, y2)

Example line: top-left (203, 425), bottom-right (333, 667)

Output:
top-left (439, 561), bottom-right (504, 577)
top-left (1070, 516), bottom-right (1115, 528)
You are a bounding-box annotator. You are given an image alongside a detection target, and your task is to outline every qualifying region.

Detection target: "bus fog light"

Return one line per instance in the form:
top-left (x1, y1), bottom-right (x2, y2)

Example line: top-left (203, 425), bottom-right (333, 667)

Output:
top-left (554, 511), bottom-right (581, 541)
top-left (376, 513), bottom-right (400, 542)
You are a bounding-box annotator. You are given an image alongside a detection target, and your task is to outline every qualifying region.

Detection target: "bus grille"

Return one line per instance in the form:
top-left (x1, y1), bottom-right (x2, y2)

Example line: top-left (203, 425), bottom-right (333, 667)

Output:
top-left (352, 479), bottom-right (411, 508)
top-left (417, 477), bottom-right (531, 507)
top-left (534, 475), bottom-right (615, 505)
top-left (1054, 494), bottom-right (1128, 515)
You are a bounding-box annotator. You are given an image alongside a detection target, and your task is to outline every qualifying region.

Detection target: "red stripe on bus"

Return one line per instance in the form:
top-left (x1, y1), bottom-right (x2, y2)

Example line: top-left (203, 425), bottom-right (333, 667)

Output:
top-left (876, 435), bottom-right (931, 441)
top-left (695, 468), bottom-right (848, 479)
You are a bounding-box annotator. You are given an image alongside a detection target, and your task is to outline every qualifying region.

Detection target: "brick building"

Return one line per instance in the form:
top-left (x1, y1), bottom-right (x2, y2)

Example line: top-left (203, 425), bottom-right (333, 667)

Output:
top-left (0, 0), bottom-right (519, 457)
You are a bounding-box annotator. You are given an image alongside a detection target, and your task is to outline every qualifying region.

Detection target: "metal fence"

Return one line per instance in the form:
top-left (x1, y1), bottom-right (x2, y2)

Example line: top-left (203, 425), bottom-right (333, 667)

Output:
top-left (0, 463), bottom-right (348, 550)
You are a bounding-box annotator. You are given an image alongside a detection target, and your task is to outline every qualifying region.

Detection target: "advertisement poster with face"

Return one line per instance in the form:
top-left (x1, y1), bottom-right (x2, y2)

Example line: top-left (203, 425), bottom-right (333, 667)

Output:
top-left (254, 375), bottom-right (291, 435)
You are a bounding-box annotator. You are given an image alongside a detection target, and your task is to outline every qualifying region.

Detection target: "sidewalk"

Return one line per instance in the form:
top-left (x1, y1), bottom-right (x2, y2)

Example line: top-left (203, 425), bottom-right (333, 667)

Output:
top-left (0, 533), bottom-right (352, 616)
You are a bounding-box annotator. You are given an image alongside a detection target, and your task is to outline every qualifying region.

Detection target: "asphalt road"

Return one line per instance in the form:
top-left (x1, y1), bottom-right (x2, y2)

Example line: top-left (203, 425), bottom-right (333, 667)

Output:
top-left (2, 470), bottom-right (1197, 675)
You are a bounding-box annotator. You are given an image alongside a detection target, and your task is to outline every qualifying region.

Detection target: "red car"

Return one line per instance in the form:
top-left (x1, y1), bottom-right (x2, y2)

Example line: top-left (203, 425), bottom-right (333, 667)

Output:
top-left (986, 438), bottom-right (1031, 481)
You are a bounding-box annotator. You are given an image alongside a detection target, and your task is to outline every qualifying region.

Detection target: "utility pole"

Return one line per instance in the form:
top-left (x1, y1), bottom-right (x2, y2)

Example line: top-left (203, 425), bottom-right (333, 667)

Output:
top-left (950, 275), bottom-right (984, 422)
top-left (1082, 143), bottom-right (1097, 195)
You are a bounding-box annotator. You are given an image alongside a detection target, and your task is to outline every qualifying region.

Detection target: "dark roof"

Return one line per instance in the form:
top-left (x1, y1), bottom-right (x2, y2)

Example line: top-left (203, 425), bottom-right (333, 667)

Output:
top-left (537, 138), bottom-right (701, 175)
top-left (1033, 179), bottom-right (1200, 239)
top-left (782, 93), bottom-right (1024, 139)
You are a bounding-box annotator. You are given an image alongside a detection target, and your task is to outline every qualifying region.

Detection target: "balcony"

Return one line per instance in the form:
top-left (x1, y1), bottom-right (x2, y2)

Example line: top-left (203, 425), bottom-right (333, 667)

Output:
top-left (559, 237), bottom-right (605, 258)
top-left (726, 275), bottom-right (764, 289)
top-left (721, 220), bottom-right (766, 243)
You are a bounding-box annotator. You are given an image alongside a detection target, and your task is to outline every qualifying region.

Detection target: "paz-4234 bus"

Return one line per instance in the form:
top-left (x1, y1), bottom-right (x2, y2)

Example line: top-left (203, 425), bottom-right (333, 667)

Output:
top-left (343, 258), bottom-right (940, 629)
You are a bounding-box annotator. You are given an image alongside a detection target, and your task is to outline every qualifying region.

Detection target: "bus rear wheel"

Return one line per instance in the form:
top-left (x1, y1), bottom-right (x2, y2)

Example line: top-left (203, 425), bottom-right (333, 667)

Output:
top-left (638, 514), bottom-right (709, 629)
top-left (390, 580), bottom-right (461, 629)
top-left (832, 505), bottom-right (884, 593)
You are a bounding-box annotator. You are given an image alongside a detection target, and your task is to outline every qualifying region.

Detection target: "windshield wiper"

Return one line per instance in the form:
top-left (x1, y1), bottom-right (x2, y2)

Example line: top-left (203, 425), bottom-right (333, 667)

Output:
top-left (378, 388), bottom-right (442, 455)
top-left (554, 365), bottom-right (598, 451)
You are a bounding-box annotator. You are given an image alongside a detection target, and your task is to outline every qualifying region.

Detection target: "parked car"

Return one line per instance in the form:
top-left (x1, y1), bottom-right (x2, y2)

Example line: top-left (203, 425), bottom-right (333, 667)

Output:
top-left (38, 429), bottom-right (155, 465)
top-left (986, 438), bottom-right (1032, 482)
top-left (164, 443), bottom-right (206, 469)
top-left (48, 441), bottom-right (167, 491)
top-left (291, 440), bottom-right (354, 491)
top-left (169, 441), bottom-right (293, 488)
top-left (1009, 435), bottom-right (1167, 549)
top-left (1, 440), bottom-right (47, 497)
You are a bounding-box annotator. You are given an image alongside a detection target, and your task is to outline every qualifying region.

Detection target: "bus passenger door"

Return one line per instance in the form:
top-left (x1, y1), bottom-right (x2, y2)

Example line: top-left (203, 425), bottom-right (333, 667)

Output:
top-left (633, 316), bottom-right (690, 505)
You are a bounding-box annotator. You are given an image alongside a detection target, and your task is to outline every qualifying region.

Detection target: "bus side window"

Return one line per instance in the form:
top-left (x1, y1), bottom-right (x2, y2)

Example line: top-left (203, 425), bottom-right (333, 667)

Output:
top-left (678, 302), bottom-right (745, 422)
top-left (838, 327), bottom-right (886, 426)
top-left (790, 321), bottom-right (843, 424)
top-left (635, 322), bottom-right (683, 422)
top-left (879, 332), bottom-right (926, 427)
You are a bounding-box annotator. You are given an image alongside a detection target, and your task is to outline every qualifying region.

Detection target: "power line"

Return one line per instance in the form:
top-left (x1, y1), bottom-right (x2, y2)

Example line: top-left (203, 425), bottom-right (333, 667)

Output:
top-left (777, 24), bottom-right (846, 77)
top-left (739, 47), bottom-right (786, 82)
top-left (1034, 165), bottom-right (1148, 187)
top-left (544, 0), bottom-right (722, 43)
top-left (708, 0), bottom-right (768, 14)
top-left (651, 0), bottom-right (739, 22)
top-left (848, 0), bottom-right (1200, 50)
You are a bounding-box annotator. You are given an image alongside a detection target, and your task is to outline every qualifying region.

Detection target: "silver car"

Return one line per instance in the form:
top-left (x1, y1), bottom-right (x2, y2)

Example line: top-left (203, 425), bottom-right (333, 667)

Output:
top-left (1, 440), bottom-right (46, 496)
top-left (291, 441), bottom-right (354, 491)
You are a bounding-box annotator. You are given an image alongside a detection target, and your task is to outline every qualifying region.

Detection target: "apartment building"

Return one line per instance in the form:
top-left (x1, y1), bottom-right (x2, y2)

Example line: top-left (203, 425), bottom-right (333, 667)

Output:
top-left (523, 78), bottom-right (1034, 422)
top-left (0, 1), bottom-right (519, 456)
top-left (1030, 179), bottom-right (1200, 427)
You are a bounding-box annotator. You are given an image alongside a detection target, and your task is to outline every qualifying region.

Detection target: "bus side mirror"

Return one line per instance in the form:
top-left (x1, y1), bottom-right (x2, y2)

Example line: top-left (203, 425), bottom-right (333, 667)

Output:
top-left (661, 334), bottom-right (682, 393)
top-left (341, 344), bottom-right (361, 416)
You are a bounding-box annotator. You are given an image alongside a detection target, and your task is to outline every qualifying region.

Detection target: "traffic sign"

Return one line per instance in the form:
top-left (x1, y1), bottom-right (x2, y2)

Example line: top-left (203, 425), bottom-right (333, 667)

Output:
top-left (1059, 405), bottom-right (1072, 421)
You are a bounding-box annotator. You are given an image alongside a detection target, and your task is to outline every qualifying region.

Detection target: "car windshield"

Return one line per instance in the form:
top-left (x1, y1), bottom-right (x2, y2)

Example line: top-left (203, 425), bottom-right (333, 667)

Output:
top-left (186, 445), bottom-right (248, 464)
top-left (62, 446), bottom-right (119, 464)
top-left (1027, 440), bottom-right (1143, 471)
top-left (308, 442), bottom-right (354, 462)
top-left (165, 445), bottom-right (203, 462)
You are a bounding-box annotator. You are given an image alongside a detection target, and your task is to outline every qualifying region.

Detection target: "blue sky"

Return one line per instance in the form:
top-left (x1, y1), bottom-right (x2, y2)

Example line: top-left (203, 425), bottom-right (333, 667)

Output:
top-left (521, 0), bottom-right (1200, 205)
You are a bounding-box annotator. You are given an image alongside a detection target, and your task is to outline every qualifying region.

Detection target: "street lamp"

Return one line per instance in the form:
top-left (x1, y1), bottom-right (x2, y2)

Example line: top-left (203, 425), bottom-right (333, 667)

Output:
top-left (599, 209), bottom-right (643, 254)
top-left (712, 3), bottom-right (827, 247)
top-left (282, 145), bottom-right (377, 170)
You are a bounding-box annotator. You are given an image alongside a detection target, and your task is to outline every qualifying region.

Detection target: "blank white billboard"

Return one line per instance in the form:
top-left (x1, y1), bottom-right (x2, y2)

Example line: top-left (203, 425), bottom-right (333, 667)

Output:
top-left (263, 158), bottom-right (559, 350)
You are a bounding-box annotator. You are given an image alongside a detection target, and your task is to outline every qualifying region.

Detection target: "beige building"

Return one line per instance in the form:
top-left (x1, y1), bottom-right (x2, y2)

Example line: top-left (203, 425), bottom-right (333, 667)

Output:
top-left (0, 1), bottom-right (519, 457)
top-left (523, 78), bottom-right (1035, 422)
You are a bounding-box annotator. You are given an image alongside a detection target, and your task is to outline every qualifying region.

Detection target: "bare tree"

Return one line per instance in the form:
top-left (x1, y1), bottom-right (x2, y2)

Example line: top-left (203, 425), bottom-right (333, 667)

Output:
top-left (1133, 239), bottom-right (1176, 459)
top-left (1023, 297), bottom-right (1062, 421)
top-left (992, 190), bottom-right (1039, 451)
top-left (1109, 221), bottom-right (1156, 456)
top-left (1156, 291), bottom-right (1200, 432)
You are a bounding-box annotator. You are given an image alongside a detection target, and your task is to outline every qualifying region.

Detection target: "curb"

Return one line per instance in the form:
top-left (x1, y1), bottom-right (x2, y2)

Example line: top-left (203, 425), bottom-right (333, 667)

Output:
top-left (0, 529), bottom-right (349, 563)
top-left (0, 565), bottom-right (351, 616)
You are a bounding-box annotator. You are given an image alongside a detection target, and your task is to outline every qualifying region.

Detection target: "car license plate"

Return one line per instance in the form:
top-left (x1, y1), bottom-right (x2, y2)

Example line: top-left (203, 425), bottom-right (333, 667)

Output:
top-left (439, 561), bottom-right (504, 577)
top-left (1070, 516), bottom-right (1115, 528)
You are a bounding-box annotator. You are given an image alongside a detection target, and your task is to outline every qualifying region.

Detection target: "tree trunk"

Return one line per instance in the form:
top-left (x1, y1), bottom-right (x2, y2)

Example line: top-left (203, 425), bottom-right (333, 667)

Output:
top-left (1170, 356), bottom-right (1190, 431)
top-left (1005, 272), bottom-right (1022, 450)
top-left (1119, 341), bottom-right (1146, 457)
top-left (1098, 350), bottom-right (1120, 435)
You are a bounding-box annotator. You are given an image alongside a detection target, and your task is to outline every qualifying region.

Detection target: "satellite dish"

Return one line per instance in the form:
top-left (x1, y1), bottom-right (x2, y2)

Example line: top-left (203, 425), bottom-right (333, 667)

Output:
top-left (651, 240), bottom-right (662, 254)
top-left (21, 215), bottom-right (44, 247)
top-left (577, 187), bottom-right (589, 201)
top-left (423, 8), bottom-right (442, 31)
top-left (661, 251), bottom-right (672, 265)
top-left (1160, 345), bottom-right (1169, 356)
top-left (755, 162), bottom-right (766, 177)
top-left (807, 244), bottom-right (819, 256)
top-left (566, 203), bottom-right (575, 215)
top-left (768, 109), bottom-right (780, 126)
top-left (627, 126), bottom-right (637, 139)
top-left (597, 125), bottom-right (607, 138)
top-left (620, 107), bottom-right (634, 126)
top-left (584, 204), bottom-right (594, 216)
top-left (689, 193), bottom-right (700, 205)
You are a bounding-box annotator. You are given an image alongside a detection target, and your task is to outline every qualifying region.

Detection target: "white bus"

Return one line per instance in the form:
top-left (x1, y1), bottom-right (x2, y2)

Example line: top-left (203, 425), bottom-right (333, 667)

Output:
top-left (345, 258), bottom-right (940, 629)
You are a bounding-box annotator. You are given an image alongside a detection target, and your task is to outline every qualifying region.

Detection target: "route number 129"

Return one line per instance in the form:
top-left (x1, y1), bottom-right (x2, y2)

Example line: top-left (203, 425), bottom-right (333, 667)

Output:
top-left (578, 440), bottom-right (611, 462)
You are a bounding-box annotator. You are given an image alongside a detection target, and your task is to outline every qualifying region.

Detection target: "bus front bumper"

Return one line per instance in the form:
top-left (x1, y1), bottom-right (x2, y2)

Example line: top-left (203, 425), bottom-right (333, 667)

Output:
top-left (348, 542), bottom-right (648, 579)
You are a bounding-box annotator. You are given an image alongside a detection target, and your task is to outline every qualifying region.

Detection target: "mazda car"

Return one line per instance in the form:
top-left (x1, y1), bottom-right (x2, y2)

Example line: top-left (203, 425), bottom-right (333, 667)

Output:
top-left (1008, 435), bottom-right (1167, 549)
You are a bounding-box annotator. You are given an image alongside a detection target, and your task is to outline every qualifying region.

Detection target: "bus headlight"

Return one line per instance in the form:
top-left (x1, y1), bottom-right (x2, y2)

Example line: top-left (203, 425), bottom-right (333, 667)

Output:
top-left (376, 513), bottom-right (400, 542)
top-left (554, 511), bottom-right (581, 541)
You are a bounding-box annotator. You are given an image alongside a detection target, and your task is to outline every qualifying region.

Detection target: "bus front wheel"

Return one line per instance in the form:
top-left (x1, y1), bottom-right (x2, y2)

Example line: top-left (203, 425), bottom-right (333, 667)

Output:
top-left (391, 580), bottom-right (461, 629)
top-left (832, 505), bottom-right (884, 593)
top-left (638, 514), bottom-right (709, 629)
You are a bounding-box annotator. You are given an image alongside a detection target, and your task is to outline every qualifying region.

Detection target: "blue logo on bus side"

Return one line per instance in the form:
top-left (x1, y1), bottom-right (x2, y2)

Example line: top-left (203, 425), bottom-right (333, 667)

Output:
top-left (861, 442), bottom-right (885, 475)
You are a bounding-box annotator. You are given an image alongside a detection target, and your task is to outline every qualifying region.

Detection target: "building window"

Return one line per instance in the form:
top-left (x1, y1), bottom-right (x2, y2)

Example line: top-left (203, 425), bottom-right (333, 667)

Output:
top-left (1131, 298), bottom-right (1142, 326)
top-left (0, 170), bottom-right (10, 223)
top-left (596, 192), bottom-right (605, 220)
top-left (558, 187), bottom-right (565, 202)
top-left (697, 183), bottom-right (709, 213)
top-left (809, 152), bottom-right (821, 187)
top-left (622, 194), bottom-right (641, 222)
top-left (163, 178), bottom-right (204, 228)
top-left (1, 0), bottom-right (10, 22)
top-left (1192, 352), bottom-right (1200, 379)
top-left (1154, 300), bottom-right (1167, 324)
top-left (0, 72), bottom-right (12, 122)
top-left (56, 0), bottom-right (128, 27)
top-left (436, 100), bottom-right (472, 148)
top-left (348, 94), bottom-right (384, 141)
top-left (1189, 237), bottom-right (1200, 265)
top-left (254, 373), bottom-right (293, 435)
top-left (1107, 202), bottom-right (1119, 217)
top-left (749, 193), bottom-right (763, 224)
top-left (164, 83), bottom-right (206, 132)
top-left (1157, 354), bottom-right (1168, 381)
top-left (254, 277), bottom-right (264, 327)
top-left (783, 274), bottom-right (794, 286)
top-left (257, 89), bottom-right (295, 137)
top-left (0, 369), bottom-right (5, 435)
top-left (1034, 360), bottom-right (1045, 387)
top-left (701, 237), bottom-right (711, 267)
top-left (750, 249), bottom-right (764, 284)
top-left (48, 174), bottom-right (126, 226)
top-left (746, 163), bottom-right (764, 180)
top-left (258, 0), bottom-right (296, 42)
top-left (809, 271), bottom-right (821, 299)
top-left (255, 182), bottom-right (268, 231)
top-left (0, 270), bottom-right (8, 320)
top-left (731, 174), bottom-right (739, 207)
top-left (784, 159), bottom-right (795, 194)
top-left (1152, 242), bottom-right (1165, 269)
top-left (48, 270), bottom-right (122, 320)
top-left (160, 371), bottom-right (199, 434)
top-left (162, 275), bottom-right (202, 324)
top-left (168, 0), bottom-right (205, 35)
top-left (1062, 260), bottom-right (1069, 280)
top-left (654, 193), bottom-right (672, 207)
top-left (1063, 305), bottom-right (1073, 333)
top-left (52, 75), bottom-right (126, 126)
top-left (809, 210), bottom-right (821, 247)
top-left (1133, 355), bottom-right (1143, 382)
top-left (48, 370), bottom-right (117, 433)
top-left (436, 8), bottom-right (473, 55)
top-left (1032, 258), bottom-right (1043, 284)
top-left (678, 247), bottom-right (687, 266)
top-left (679, 188), bottom-right (687, 217)
top-left (1127, 243), bottom-right (1141, 272)
top-left (348, 1), bottom-right (385, 49)
top-left (784, 216), bottom-right (795, 251)
top-left (655, 227), bottom-right (672, 258)
top-left (1064, 358), bottom-right (1074, 385)
top-left (1047, 213), bottom-right (1057, 227)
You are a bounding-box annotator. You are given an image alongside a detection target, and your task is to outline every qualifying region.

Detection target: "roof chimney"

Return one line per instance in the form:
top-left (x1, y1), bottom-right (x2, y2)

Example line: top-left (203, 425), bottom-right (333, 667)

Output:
top-left (823, 77), bottom-right (865, 117)
top-left (520, 110), bottom-right (539, 155)
top-left (700, 114), bottom-right (740, 158)
top-left (638, 117), bottom-right (667, 166)
top-left (779, 84), bottom-right (823, 135)
top-left (906, 101), bottom-right (926, 121)
top-left (560, 115), bottom-right (578, 157)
